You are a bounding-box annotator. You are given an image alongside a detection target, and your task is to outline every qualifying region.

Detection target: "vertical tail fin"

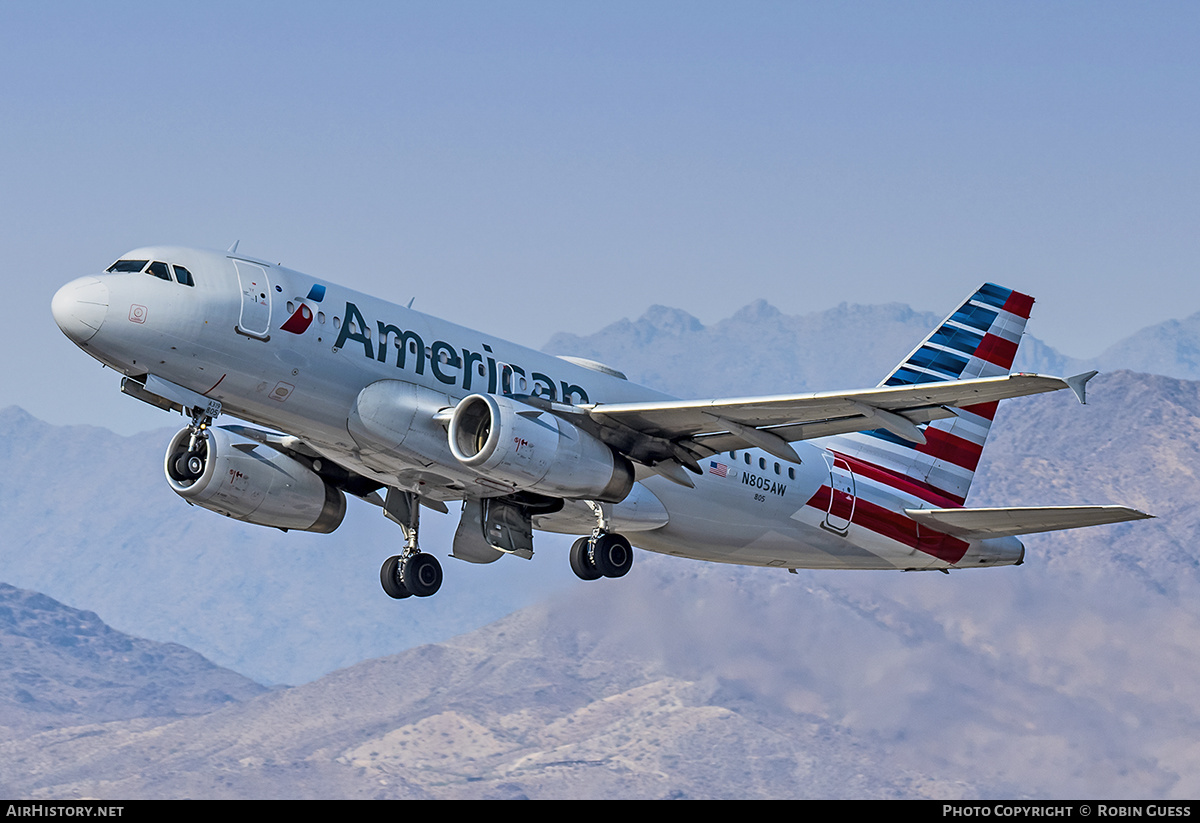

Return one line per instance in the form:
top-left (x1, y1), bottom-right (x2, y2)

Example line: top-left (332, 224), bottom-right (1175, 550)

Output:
top-left (830, 283), bottom-right (1034, 505)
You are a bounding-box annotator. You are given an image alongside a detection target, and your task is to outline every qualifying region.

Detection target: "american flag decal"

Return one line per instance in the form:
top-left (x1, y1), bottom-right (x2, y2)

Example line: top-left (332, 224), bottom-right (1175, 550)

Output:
top-left (709, 461), bottom-right (728, 477)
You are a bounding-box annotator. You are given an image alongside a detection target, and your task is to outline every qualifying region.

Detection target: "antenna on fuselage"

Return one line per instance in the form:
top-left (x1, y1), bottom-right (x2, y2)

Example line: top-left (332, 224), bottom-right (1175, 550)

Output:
top-left (407, 298), bottom-right (415, 309)
top-left (227, 240), bottom-right (240, 253)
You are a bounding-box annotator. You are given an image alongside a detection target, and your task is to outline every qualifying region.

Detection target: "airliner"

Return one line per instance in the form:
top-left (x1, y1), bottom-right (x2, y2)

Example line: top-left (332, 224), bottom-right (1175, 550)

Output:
top-left (51, 245), bottom-right (1150, 599)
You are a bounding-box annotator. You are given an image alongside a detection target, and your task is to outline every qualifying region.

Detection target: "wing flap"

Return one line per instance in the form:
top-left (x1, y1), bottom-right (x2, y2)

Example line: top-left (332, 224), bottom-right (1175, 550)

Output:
top-left (692, 405), bottom-right (960, 454)
top-left (904, 505), bottom-right (1153, 539)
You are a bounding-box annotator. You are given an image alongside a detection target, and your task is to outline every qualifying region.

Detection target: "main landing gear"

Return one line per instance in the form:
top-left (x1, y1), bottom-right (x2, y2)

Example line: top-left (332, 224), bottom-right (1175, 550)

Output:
top-left (380, 552), bottom-right (442, 599)
top-left (376, 492), bottom-right (634, 598)
top-left (569, 500), bottom-right (634, 581)
top-left (379, 489), bottom-right (443, 599)
top-left (569, 532), bottom-right (634, 581)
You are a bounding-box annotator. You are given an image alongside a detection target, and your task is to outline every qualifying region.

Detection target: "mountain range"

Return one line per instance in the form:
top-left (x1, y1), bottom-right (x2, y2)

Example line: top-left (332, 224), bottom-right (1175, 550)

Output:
top-left (3, 298), bottom-right (1199, 798)
top-left (0, 583), bottom-right (265, 737)
top-left (545, 299), bottom-right (1200, 397)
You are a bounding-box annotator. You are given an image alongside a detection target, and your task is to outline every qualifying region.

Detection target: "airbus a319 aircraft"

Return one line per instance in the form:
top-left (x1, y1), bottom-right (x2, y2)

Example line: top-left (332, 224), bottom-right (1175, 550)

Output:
top-left (51, 245), bottom-right (1150, 599)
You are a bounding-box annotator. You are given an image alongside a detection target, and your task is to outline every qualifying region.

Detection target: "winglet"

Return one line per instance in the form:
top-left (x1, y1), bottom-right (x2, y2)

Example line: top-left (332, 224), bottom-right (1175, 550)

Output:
top-left (1065, 371), bottom-right (1099, 405)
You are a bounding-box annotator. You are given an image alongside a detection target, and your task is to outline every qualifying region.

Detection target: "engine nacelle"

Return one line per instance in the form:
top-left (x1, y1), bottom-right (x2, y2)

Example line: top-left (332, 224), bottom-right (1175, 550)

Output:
top-left (164, 426), bottom-right (346, 533)
top-left (447, 393), bottom-right (634, 503)
top-left (347, 379), bottom-right (452, 464)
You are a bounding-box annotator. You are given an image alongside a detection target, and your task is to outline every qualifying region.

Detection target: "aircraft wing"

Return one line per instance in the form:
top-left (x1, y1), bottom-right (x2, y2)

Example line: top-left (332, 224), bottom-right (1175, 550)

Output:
top-left (904, 505), bottom-right (1153, 539)
top-left (561, 373), bottom-right (1085, 479)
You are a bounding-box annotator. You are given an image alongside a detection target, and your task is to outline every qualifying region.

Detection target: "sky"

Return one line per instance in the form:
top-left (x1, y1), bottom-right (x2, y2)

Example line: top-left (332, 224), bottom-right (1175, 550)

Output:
top-left (3, 1), bottom-right (1198, 433)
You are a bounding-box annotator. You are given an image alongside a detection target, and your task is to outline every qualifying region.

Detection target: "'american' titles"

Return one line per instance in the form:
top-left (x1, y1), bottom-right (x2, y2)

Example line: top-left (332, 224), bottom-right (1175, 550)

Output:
top-left (333, 301), bottom-right (591, 404)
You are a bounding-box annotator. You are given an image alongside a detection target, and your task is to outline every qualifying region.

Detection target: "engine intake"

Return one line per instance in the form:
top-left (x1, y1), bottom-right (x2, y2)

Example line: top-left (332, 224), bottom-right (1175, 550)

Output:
top-left (447, 394), bottom-right (633, 503)
top-left (165, 426), bottom-right (346, 533)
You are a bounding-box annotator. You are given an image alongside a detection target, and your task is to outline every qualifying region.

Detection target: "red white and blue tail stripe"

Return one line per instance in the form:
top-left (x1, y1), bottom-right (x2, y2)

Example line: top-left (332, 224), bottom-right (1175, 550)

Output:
top-left (827, 283), bottom-right (1034, 505)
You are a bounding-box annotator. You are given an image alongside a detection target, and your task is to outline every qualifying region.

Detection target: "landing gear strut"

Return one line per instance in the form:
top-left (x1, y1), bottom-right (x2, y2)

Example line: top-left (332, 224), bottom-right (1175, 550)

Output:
top-left (379, 489), bottom-right (443, 599)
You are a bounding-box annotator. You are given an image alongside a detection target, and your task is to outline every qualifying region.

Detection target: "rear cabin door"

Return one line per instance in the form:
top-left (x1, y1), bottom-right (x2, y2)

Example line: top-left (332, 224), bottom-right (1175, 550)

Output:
top-left (824, 454), bottom-right (857, 533)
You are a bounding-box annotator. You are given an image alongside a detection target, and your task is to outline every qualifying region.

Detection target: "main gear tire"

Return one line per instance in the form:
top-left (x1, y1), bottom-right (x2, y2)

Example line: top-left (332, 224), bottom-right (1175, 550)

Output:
top-left (569, 536), bottom-right (603, 581)
top-left (402, 552), bottom-right (443, 598)
top-left (590, 533), bottom-right (633, 579)
top-left (380, 555), bottom-right (412, 599)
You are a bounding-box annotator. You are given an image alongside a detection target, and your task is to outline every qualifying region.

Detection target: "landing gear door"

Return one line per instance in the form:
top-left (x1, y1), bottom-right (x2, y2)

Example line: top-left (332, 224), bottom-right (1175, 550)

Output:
top-left (452, 498), bottom-right (536, 563)
top-left (452, 499), bottom-right (506, 565)
top-left (233, 260), bottom-right (272, 339)
top-left (482, 498), bottom-right (534, 559)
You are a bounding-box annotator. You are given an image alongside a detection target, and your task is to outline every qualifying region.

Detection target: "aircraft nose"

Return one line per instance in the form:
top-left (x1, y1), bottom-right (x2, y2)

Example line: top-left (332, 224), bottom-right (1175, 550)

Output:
top-left (52, 276), bottom-right (110, 344)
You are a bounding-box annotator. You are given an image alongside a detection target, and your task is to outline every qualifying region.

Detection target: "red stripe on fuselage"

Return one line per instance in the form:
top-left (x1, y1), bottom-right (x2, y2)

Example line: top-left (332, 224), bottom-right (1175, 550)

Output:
top-left (803, 487), bottom-right (971, 564)
top-left (831, 451), bottom-right (966, 507)
top-left (856, 429), bottom-right (984, 475)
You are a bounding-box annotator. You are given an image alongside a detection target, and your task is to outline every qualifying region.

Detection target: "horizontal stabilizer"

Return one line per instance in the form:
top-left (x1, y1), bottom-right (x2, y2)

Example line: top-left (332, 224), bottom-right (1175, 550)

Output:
top-left (904, 505), bottom-right (1153, 539)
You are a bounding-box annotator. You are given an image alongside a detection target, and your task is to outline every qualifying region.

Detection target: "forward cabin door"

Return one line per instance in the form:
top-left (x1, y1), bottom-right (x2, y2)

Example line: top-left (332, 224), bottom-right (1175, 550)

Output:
top-left (233, 260), bottom-right (272, 339)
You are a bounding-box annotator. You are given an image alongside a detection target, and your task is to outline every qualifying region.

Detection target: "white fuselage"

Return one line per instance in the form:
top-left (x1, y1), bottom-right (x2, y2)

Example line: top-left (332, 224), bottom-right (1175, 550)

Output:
top-left (52, 246), bottom-right (1024, 572)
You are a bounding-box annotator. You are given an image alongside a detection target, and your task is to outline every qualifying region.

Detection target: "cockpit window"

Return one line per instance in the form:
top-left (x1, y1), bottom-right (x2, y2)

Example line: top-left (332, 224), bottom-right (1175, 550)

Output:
top-left (106, 258), bottom-right (196, 287)
top-left (146, 261), bottom-right (172, 281)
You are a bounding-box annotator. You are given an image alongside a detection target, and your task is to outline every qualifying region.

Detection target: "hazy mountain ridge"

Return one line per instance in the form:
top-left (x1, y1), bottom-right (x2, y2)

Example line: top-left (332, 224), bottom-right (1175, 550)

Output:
top-left (4, 300), bottom-right (1200, 797)
top-left (0, 583), bottom-right (265, 736)
top-left (973, 371), bottom-right (1200, 597)
top-left (3, 370), bottom-right (1198, 798)
top-left (545, 299), bottom-right (1200, 397)
top-left (0, 581), bottom-right (975, 799)
top-left (545, 300), bottom-right (949, 397)
top-left (1091, 313), bottom-right (1200, 380)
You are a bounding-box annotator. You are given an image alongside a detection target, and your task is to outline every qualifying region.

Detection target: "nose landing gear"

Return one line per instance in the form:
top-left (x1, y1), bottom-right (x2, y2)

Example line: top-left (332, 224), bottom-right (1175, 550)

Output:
top-left (166, 407), bottom-right (215, 485)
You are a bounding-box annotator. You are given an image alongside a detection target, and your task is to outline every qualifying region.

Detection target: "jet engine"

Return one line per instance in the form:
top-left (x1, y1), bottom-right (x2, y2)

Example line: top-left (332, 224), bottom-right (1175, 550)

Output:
top-left (447, 393), bottom-right (633, 503)
top-left (164, 426), bottom-right (346, 533)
